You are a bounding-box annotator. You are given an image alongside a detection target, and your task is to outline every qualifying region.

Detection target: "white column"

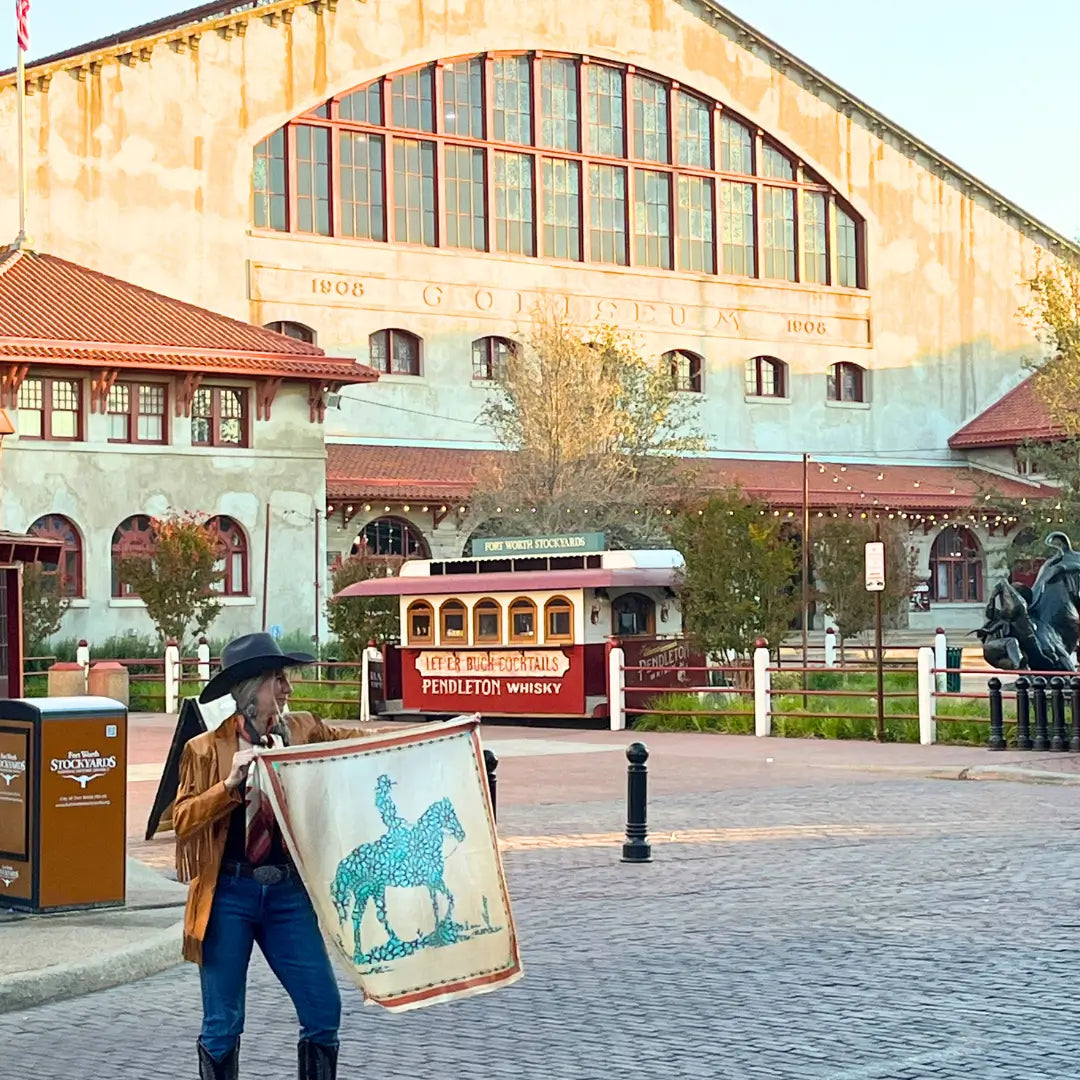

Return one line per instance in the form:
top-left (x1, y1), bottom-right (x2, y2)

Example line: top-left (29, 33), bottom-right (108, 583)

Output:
top-left (917, 646), bottom-right (936, 745)
top-left (753, 646), bottom-right (771, 737)
top-left (197, 638), bottom-right (211, 685)
top-left (934, 628), bottom-right (948, 693)
top-left (164, 640), bottom-right (181, 714)
top-left (360, 649), bottom-right (371, 723)
top-left (608, 646), bottom-right (626, 731)
top-left (824, 628), bottom-right (837, 668)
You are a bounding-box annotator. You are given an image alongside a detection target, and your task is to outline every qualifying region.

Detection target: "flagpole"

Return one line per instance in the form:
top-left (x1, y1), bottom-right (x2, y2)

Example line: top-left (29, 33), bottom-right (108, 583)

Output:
top-left (15, 44), bottom-right (27, 248)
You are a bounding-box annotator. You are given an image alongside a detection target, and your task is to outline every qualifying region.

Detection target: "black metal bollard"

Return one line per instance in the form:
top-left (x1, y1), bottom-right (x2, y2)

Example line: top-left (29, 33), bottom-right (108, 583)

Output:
top-left (484, 749), bottom-right (499, 823)
top-left (1015, 677), bottom-right (1032, 751)
top-left (987, 677), bottom-right (1005, 751)
top-left (1051, 677), bottom-right (1068, 751)
top-left (1071, 677), bottom-right (1080, 753)
top-left (1032, 677), bottom-right (1049, 751)
top-left (621, 742), bottom-right (652, 864)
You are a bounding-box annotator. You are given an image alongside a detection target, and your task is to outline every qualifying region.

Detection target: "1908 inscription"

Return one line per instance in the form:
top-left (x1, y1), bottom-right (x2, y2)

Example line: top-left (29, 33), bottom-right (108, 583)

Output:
top-left (312, 277), bottom-right (365, 297)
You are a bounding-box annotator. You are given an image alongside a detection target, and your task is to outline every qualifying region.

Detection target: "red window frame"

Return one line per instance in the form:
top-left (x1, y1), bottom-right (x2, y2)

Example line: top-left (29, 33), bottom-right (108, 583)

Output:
top-left (666, 350), bottom-right (703, 393)
top-left (17, 376), bottom-right (83, 441)
top-left (28, 514), bottom-right (84, 598)
top-left (191, 386), bottom-right (250, 448)
top-left (111, 515), bottom-right (154, 598)
top-left (209, 516), bottom-right (249, 596)
top-left (745, 355), bottom-right (787, 398)
top-left (107, 382), bottom-right (169, 445)
top-left (827, 362), bottom-right (866, 403)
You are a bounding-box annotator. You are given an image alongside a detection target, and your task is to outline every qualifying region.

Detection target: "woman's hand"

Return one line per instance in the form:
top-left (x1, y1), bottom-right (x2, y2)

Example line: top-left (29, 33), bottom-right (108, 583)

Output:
top-left (224, 748), bottom-right (258, 792)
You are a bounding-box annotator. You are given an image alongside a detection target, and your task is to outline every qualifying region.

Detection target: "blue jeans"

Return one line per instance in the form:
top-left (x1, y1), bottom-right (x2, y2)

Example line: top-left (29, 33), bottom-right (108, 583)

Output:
top-left (199, 869), bottom-right (341, 1061)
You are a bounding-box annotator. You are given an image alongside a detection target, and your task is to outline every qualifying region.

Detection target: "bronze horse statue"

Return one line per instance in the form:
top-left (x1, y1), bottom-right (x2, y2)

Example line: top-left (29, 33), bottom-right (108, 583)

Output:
top-left (977, 532), bottom-right (1080, 672)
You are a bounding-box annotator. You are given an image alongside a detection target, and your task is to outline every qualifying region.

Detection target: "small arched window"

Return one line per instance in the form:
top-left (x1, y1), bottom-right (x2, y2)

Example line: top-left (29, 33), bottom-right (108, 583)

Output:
top-left (111, 514), bottom-right (154, 598)
top-left (930, 527), bottom-right (983, 603)
top-left (509, 597), bottom-right (537, 644)
top-left (472, 337), bottom-right (516, 381)
top-left (28, 514), bottom-right (83, 598)
top-left (612, 592), bottom-right (655, 637)
top-left (407, 600), bottom-right (434, 644)
top-left (440, 599), bottom-right (468, 643)
top-left (745, 356), bottom-right (787, 398)
top-left (473, 598), bottom-right (502, 644)
top-left (666, 350), bottom-right (703, 393)
top-left (353, 517), bottom-right (430, 559)
top-left (544, 596), bottom-right (574, 642)
top-left (370, 329), bottom-right (421, 375)
top-left (264, 321), bottom-right (317, 344)
top-left (209, 515), bottom-right (249, 596)
top-left (827, 362), bottom-right (866, 403)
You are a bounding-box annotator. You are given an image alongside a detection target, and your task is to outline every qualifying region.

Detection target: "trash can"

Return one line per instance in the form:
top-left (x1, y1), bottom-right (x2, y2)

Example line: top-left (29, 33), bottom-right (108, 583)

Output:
top-left (0, 696), bottom-right (127, 912)
top-left (946, 646), bottom-right (962, 693)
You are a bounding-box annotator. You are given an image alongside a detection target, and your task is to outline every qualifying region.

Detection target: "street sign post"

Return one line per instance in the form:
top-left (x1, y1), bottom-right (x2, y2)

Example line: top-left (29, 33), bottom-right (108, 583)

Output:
top-left (865, 538), bottom-right (886, 742)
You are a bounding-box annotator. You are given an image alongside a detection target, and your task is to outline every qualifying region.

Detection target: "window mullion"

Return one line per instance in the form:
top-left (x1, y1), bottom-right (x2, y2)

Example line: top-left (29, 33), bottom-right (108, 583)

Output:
top-left (753, 128), bottom-right (765, 279)
top-left (286, 124), bottom-right (298, 232)
top-left (792, 158), bottom-right (802, 284)
top-left (484, 56), bottom-right (496, 252)
top-left (827, 192), bottom-right (838, 287)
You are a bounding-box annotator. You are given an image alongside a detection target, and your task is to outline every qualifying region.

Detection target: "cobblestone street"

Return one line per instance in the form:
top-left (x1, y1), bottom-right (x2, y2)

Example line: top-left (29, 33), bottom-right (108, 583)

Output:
top-left (7, 773), bottom-right (1080, 1078)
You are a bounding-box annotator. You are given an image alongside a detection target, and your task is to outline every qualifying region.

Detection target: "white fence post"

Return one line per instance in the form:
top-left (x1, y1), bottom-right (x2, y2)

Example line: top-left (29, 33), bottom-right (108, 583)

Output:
top-left (753, 643), bottom-right (771, 737)
top-left (360, 648), bottom-right (371, 723)
top-left (824, 628), bottom-right (837, 668)
top-left (934, 628), bottom-right (948, 693)
top-left (76, 638), bottom-right (90, 689)
top-left (197, 637), bottom-right (211, 685)
top-left (608, 646), bottom-right (626, 731)
top-left (164, 638), bottom-right (181, 714)
top-left (917, 646), bottom-right (936, 745)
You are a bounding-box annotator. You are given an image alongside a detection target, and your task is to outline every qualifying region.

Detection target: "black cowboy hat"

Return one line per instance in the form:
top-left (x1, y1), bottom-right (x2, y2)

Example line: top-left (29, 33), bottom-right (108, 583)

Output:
top-left (199, 632), bottom-right (315, 704)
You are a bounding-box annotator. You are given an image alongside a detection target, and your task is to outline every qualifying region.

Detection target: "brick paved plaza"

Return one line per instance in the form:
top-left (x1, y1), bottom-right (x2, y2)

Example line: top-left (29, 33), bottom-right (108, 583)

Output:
top-left (6, 720), bottom-right (1080, 1079)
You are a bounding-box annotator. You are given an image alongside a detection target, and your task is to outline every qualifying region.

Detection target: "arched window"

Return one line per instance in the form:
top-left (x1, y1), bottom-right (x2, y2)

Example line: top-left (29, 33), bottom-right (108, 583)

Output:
top-left (472, 337), bottom-right (516, 381)
top-left (509, 597), bottom-right (537, 644)
top-left (544, 596), bottom-right (574, 642)
top-left (612, 592), bottom-right (655, 636)
top-left (406, 600), bottom-right (434, 644)
top-left (440, 599), bottom-right (468, 643)
top-left (208, 516), bottom-right (249, 596)
top-left (745, 355), bottom-right (787, 398)
top-left (369, 329), bottom-right (420, 375)
top-left (264, 321), bottom-right (317, 344)
top-left (111, 515), bottom-right (154, 598)
top-left (251, 56), bottom-right (865, 288)
top-left (353, 517), bottom-right (429, 559)
top-left (930, 527), bottom-right (983, 603)
top-left (666, 350), bottom-right (703, 393)
top-left (473, 598), bottom-right (502, 643)
top-left (827, 362), bottom-right (867, 403)
top-left (28, 515), bottom-right (83, 598)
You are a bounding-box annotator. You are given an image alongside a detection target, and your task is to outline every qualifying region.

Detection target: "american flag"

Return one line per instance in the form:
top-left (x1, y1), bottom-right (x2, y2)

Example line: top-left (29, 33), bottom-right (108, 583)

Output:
top-left (16, 0), bottom-right (29, 53)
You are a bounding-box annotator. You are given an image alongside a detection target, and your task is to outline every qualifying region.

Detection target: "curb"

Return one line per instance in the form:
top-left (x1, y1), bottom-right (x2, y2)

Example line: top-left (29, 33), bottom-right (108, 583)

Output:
top-left (0, 917), bottom-right (184, 1014)
top-left (954, 765), bottom-right (1080, 786)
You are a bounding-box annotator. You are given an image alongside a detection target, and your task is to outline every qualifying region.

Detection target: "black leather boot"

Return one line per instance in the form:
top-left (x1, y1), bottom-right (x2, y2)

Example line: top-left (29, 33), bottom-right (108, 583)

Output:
top-left (298, 1039), bottom-right (338, 1080)
top-left (198, 1039), bottom-right (239, 1080)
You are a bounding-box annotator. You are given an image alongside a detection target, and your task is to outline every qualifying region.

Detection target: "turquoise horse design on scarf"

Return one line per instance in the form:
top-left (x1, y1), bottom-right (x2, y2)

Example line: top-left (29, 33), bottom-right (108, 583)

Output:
top-left (330, 776), bottom-right (470, 966)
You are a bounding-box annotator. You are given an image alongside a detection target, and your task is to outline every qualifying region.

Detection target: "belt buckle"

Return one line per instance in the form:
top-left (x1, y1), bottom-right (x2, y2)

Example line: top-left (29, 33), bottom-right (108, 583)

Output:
top-left (252, 865), bottom-right (286, 886)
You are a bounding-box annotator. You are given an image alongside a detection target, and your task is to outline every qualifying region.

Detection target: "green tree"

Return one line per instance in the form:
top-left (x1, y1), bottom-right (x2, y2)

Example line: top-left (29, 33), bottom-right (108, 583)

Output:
top-left (21, 561), bottom-right (70, 653)
top-left (326, 548), bottom-right (402, 660)
top-left (670, 490), bottom-right (799, 659)
top-left (117, 512), bottom-right (223, 647)
top-left (474, 303), bottom-right (704, 547)
top-left (813, 519), bottom-right (915, 646)
top-left (1024, 256), bottom-right (1080, 434)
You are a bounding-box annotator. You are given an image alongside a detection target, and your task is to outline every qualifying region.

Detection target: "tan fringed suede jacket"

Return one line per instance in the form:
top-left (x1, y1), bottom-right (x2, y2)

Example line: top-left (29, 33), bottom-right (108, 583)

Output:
top-left (173, 711), bottom-right (361, 964)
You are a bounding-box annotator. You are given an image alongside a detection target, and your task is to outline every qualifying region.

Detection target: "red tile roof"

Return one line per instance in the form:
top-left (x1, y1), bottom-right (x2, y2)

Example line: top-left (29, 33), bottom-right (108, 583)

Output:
top-left (949, 375), bottom-right (1064, 448)
top-left (0, 248), bottom-right (377, 384)
top-left (327, 444), bottom-right (1050, 510)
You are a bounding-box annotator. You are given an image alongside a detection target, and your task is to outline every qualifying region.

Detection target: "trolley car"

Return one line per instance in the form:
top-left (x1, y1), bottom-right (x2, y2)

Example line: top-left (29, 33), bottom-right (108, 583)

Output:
top-left (336, 542), bottom-right (698, 723)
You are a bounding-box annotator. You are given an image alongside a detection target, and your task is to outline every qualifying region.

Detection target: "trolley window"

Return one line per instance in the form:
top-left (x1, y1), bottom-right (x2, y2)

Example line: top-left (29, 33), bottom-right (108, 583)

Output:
top-left (440, 599), bottom-right (468, 643)
top-left (545, 596), bottom-right (573, 642)
top-left (407, 600), bottom-right (434, 644)
top-left (509, 597), bottom-right (537, 644)
top-left (474, 598), bottom-right (502, 644)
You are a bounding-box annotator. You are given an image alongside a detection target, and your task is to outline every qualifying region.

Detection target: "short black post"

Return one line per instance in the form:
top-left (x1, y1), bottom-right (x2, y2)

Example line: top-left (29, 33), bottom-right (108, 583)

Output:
top-left (1051, 677), bottom-right (1068, 751)
top-left (1032, 677), bottom-right (1049, 751)
top-left (1015, 677), bottom-right (1032, 751)
top-left (621, 742), bottom-right (652, 864)
top-left (483, 749), bottom-right (499, 823)
top-left (987, 677), bottom-right (1005, 751)
top-left (1070, 677), bottom-right (1080, 753)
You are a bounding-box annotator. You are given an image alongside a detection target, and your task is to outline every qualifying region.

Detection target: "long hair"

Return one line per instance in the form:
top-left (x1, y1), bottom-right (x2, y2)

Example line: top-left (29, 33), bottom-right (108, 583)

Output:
top-left (232, 671), bottom-right (292, 746)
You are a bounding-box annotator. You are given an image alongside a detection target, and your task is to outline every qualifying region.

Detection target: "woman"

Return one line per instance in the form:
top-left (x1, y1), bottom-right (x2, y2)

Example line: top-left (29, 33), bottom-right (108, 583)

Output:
top-left (174, 632), bottom-right (362, 1080)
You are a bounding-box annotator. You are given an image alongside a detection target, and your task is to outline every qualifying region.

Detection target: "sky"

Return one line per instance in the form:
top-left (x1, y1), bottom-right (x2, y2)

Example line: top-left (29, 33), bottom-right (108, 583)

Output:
top-left (6, 0), bottom-right (1079, 240)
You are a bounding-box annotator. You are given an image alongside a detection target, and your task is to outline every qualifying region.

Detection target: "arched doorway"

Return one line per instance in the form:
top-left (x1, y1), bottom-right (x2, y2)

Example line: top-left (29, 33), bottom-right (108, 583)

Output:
top-left (351, 516), bottom-right (430, 559)
top-left (929, 526), bottom-right (983, 603)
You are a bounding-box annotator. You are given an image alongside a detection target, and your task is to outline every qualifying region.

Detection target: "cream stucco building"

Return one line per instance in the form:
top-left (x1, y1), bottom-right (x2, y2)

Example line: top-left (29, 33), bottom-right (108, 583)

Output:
top-left (0, 0), bottom-right (1069, 640)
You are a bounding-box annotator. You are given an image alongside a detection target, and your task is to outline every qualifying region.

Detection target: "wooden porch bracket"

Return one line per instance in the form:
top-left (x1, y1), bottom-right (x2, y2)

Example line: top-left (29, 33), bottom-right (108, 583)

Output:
top-left (90, 369), bottom-right (120, 414)
top-left (308, 381), bottom-right (341, 423)
top-left (0, 364), bottom-right (29, 409)
top-left (256, 377), bottom-right (283, 421)
top-left (174, 373), bottom-right (203, 417)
